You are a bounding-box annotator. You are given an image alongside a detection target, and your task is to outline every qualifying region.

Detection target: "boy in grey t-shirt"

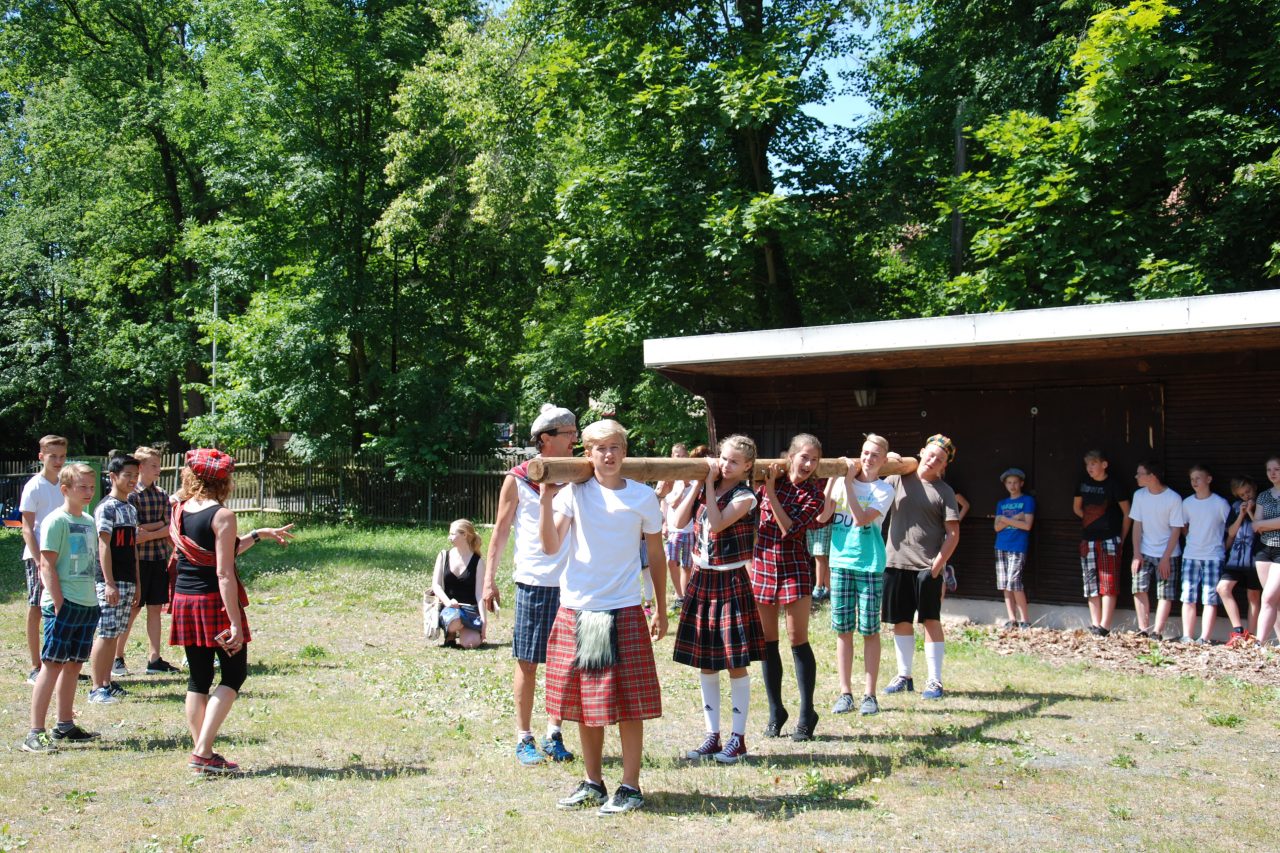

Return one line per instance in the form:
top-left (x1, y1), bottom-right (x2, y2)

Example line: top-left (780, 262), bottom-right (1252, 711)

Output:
top-left (882, 435), bottom-right (960, 701)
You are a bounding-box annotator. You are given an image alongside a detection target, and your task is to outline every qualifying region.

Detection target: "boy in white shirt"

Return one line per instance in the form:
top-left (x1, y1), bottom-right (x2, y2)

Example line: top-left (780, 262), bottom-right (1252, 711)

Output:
top-left (1128, 460), bottom-right (1186, 638)
top-left (1179, 464), bottom-right (1230, 643)
top-left (539, 419), bottom-right (666, 815)
top-left (19, 435), bottom-right (68, 684)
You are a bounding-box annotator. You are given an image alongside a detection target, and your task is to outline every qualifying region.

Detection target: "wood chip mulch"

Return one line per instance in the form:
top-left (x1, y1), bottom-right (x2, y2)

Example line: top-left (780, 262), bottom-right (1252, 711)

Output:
top-left (982, 625), bottom-right (1280, 688)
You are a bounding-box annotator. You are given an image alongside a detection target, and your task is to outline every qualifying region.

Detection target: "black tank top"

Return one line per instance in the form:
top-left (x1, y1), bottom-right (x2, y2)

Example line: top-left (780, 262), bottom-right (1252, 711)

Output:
top-left (442, 552), bottom-right (480, 606)
top-left (175, 504), bottom-right (223, 595)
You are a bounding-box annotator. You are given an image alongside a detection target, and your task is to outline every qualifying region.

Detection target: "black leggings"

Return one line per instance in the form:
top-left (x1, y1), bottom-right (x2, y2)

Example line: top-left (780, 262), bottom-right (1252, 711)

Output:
top-left (185, 645), bottom-right (248, 694)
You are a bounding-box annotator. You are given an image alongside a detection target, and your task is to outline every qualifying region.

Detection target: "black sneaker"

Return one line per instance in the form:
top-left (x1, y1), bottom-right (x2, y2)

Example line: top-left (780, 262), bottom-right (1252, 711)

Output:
top-left (146, 658), bottom-right (181, 674)
top-left (1096, 626), bottom-right (1110, 637)
top-left (51, 724), bottom-right (100, 745)
top-left (790, 712), bottom-right (818, 742)
top-left (761, 709), bottom-right (789, 738)
top-left (598, 785), bottom-right (644, 815)
top-left (112, 657), bottom-right (129, 678)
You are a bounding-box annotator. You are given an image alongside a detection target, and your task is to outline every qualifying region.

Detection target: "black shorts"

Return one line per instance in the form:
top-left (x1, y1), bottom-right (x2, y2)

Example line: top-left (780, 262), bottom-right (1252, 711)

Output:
top-left (1221, 565), bottom-right (1263, 591)
top-left (136, 559), bottom-right (171, 606)
top-left (1256, 545), bottom-right (1280, 565)
top-left (882, 566), bottom-right (943, 624)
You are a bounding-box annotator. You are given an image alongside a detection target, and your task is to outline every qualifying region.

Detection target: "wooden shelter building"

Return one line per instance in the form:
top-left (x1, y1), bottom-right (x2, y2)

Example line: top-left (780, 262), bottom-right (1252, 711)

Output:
top-left (644, 291), bottom-right (1280, 609)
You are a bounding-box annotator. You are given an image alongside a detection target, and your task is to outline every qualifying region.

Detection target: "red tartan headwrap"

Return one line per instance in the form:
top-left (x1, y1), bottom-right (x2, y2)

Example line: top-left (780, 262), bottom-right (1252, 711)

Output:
top-left (185, 448), bottom-right (235, 481)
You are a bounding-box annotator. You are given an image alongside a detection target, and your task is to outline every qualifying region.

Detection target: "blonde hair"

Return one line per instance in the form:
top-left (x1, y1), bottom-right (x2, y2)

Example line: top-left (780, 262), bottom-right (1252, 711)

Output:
top-left (58, 463), bottom-right (94, 488)
top-left (39, 435), bottom-right (68, 452)
top-left (180, 466), bottom-right (233, 504)
top-left (581, 419), bottom-right (628, 452)
top-left (450, 519), bottom-right (483, 553)
top-left (132, 446), bottom-right (163, 463)
top-left (863, 433), bottom-right (889, 454)
top-left (719, 434), bottom-right (757, 465)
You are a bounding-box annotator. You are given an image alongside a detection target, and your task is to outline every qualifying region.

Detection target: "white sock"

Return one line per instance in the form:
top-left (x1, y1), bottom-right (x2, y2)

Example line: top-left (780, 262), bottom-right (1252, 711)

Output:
top-left (925, 641), bottom-right (945, 684)
top-left (894, 634), bottom-right (915, 678)
top-left (700, 672), bottom-right (721, 733)
top-left (729, 675), bottom-right (750, 735)
top-left (546, 723), bottom-right (561, 740)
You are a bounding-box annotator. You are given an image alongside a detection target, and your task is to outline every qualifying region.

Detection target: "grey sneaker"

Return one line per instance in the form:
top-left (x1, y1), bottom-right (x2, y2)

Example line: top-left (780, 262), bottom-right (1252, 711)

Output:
top-left (26, 667), bottom-right (40, 686)
top-left (88, 686), bottom-right (118, 705)
top-left (832, 693), bottom-right (855, 714)
top-left (858, 695), bottom-right (880, 716)
top-left (112, 657), bottom-right (129, 678)
top-left (557, 780), bottom-right (607, 810)
top-left (21, 730), bottom-right (57, 753)
top-left (598, 785), bottom-right (644, 815)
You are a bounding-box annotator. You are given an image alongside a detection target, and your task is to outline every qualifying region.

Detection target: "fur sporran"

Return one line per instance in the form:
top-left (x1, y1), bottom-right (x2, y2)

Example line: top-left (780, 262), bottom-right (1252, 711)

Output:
top-left (572, 610), bottom-right (619, 671)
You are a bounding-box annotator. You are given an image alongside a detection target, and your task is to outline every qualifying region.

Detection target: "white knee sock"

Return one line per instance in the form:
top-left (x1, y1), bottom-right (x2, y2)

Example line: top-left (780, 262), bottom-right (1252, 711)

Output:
top-left (700, 672), bottom-right (721, 733)
top-left (894, 633), bottom-right (915, 678)
top-left (925, 641), bottom-right (945, 683)
top-left (729, 675), bottom-right (750, 736)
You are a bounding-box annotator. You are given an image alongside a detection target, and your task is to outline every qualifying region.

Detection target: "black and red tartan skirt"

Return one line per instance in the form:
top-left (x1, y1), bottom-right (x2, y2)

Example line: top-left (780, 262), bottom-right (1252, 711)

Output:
top-left (170, 591), bottom-right (252, 648)
top-left (673, 566), bottom-right (765, 671)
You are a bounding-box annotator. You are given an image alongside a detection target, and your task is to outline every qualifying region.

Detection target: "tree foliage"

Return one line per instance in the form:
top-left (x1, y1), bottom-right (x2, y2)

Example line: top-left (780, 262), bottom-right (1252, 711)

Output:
top-left (1, 0), bottom-right (1276, 459)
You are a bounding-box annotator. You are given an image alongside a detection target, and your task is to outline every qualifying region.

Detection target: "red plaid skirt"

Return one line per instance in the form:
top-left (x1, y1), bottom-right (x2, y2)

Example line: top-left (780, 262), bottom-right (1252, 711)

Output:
top-left (545, 605), bottom-right (662, 726)
top-left (170, 592), bottom-right (252, 648)
top-left (750, 549), bottom-right (814, 605)
top-left (673, 567), bottom-right (765, 670)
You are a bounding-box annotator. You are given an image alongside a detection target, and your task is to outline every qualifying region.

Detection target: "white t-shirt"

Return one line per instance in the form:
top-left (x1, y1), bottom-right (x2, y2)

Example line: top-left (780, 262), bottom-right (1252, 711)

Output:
top-left (1129, 487), bottom-right (1187, 558)
top-left (19, 473), bottom-right (62, 561)
top-left (1181, 492), bottom-right (1230, 562)
top-left (663, 481), bottom-right (695, 535)
top-left (512, 475), bottom-right (571, 587)
top-left (553, 478), bottom-right (663, 610)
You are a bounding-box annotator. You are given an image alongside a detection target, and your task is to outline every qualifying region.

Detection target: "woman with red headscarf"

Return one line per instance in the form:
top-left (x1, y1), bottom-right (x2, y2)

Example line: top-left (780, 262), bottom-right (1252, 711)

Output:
top-left (169, 449), bottom-right (294, 774)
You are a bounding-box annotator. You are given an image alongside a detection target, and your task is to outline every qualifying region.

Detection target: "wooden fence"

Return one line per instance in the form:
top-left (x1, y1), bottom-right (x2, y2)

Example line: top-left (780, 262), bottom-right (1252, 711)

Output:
top-left (0, 449), bottom-right (526, 525)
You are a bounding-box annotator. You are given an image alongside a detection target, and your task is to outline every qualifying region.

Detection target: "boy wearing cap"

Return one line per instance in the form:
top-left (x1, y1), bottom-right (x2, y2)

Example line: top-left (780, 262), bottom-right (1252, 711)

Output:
top-left (483, 404), bottom-right (578, 766)
top-left (882, 434), bottom-right (961, 701)
top-left (994, 468), bottom-right (1035, 629)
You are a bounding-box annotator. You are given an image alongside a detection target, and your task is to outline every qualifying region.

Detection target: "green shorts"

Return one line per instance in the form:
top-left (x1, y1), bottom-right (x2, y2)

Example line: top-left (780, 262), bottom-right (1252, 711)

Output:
top-left (831, 569), bottom-right (883, 636)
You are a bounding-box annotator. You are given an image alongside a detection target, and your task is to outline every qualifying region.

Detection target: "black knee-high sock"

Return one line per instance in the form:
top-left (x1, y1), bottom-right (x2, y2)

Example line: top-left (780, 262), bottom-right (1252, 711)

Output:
top-left (792, 642), bottom-right (816, 721)
top-left (762, 640), bottom-right (785, 722)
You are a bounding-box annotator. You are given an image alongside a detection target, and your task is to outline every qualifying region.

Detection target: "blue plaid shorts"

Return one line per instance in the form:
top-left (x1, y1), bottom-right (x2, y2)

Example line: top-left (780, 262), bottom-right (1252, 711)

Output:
top-left (24, 559), bottom-right (43, 606)
top-left (1180, 559), bottom-right (1221, 606)
top-left (95, 581), bottom-right (137, 639)
top-left (512, 583), bottom-right (560, 664)
top-left (41, 599), bottom-right (100, 663)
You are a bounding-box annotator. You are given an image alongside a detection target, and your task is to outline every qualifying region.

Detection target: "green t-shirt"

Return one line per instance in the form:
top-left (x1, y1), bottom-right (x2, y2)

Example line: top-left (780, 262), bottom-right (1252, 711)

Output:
top-left (38, 507), bottom-right (99, 608)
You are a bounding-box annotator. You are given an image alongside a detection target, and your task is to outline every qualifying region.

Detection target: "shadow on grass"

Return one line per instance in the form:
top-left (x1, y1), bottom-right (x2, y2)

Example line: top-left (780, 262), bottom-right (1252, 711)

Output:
top-left (241, 762), bottom-right (433, 780)
top-left (647, 689), bottom-right (1111, 818)
top-left (237, 525), bottom-right (446, 581)
top-left (100, 733), bottom-right (269, 752)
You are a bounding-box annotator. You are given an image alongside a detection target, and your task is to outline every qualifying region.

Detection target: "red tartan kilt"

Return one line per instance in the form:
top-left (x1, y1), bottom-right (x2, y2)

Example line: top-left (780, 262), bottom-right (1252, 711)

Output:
top-left (673, 566), bottom-right (765, 670)
top-left (545, 605), bottom-right (662, 726)
top-left (170, 592), bottom-right (251, 648)
top-left (750, 547), bottom-right (815, 605)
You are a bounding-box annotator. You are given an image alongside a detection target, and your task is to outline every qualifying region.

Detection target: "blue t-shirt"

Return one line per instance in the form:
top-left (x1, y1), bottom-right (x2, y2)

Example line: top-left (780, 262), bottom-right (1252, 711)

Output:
top-left (994, 495), bottom-right (1036, 553)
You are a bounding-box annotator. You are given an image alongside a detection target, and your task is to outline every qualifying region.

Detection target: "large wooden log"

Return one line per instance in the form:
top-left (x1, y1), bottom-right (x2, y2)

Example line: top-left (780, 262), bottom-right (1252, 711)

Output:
top-left (525, 456), bottom-right (913, 484)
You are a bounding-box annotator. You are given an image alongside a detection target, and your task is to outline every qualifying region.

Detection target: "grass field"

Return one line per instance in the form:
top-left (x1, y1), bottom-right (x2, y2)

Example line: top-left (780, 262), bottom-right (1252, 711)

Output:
top-left (1, 521), bottom-right (1278, 852)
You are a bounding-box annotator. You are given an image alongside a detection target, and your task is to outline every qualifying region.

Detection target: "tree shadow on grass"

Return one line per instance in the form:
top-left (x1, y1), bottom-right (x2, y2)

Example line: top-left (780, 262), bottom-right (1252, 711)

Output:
top-left (240, 762), bottom-right (434, 780)
top-left (99, 733), bottom-right (269, 752)
top-left (647, 689), bottom-right (1113, 818)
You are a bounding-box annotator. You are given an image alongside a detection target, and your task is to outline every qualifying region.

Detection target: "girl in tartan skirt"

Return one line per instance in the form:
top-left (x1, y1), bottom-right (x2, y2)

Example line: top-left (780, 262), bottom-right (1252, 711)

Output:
top-left (670, 435), bottom-right (764, 764)
top-left (169, 449), bottom-right (294, 774)
top-left (752, 434), bottom-right (826, 742)
top-left (538, 420), bottom-right (667, 815)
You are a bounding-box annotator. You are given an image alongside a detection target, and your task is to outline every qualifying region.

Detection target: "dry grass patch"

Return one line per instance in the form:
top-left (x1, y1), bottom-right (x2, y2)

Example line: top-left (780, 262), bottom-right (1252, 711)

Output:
top-left (1, 523), bottom-right (1278, 851)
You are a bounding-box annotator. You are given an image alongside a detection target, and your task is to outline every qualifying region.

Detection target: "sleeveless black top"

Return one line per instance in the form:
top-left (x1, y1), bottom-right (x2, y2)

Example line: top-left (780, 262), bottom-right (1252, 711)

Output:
top-left (175, 504), bottom-right (223, 595)
top-left (442, 552), bottom-right (480, 606)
